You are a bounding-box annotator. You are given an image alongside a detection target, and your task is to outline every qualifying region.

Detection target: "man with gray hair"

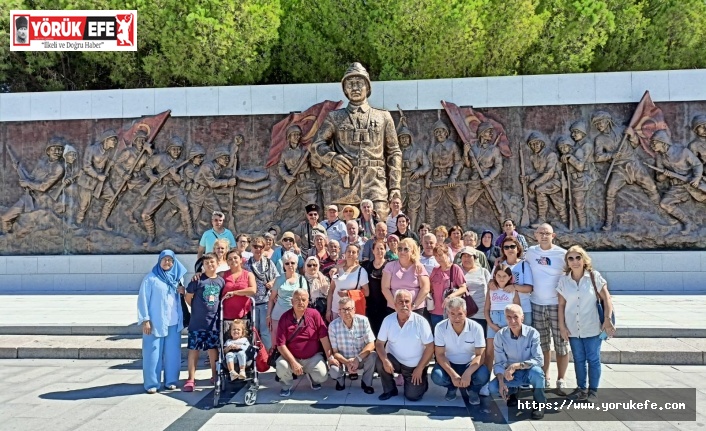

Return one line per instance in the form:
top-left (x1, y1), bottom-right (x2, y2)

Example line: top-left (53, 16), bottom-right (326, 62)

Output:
top-left (431, 297), bottom-right (489, 404)
top-left (340, 219), bottom-right (365, 258)
top-left (489, 304), bottom-right (546, 420)
top-left (376, 289), bottom-right (434, 401)
top-left (362, 221), bottom-right (388, 262)
top-left (328, 297), bottom-right (377, 393)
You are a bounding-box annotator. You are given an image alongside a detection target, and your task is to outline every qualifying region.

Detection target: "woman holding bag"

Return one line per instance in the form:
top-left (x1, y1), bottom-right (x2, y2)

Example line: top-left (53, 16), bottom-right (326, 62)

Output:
top-left (428, 243), bottom-right (468, 329)
top-left (304, 256), bottom-right (330, 319)
top-left (327, 243), bottom-right (369, 321)
top-left (558, 245), bottom-right (616, 402)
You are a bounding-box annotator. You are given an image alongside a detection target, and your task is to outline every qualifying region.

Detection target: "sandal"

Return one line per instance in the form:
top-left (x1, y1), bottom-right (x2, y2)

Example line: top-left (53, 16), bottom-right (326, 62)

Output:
top-left (183, 380), bottom-right (195, 392)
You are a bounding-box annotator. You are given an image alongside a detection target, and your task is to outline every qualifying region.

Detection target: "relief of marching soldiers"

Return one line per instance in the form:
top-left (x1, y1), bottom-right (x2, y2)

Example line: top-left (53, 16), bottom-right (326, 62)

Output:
top-left (3, 90), bottom-right (706, 241)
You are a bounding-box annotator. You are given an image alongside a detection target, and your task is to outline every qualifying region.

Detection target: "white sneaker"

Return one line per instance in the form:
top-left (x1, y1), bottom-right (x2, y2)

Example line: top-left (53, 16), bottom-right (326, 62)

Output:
top-left (544, 377), bottom-right (551, 391)
top-left (556, 379), bottom-right (568, 396)
top-left (479, 383), bottom-right (489, 396)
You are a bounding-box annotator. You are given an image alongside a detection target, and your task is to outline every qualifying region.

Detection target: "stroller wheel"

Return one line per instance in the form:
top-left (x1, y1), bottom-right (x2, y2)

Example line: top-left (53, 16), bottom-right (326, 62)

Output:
top-left (244, 388), bottom-right (257, 406)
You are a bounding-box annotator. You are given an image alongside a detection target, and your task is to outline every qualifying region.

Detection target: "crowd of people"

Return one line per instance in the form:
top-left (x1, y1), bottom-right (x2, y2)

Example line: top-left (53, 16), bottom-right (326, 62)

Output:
top-left (136, 200), bottom-right (617, 420)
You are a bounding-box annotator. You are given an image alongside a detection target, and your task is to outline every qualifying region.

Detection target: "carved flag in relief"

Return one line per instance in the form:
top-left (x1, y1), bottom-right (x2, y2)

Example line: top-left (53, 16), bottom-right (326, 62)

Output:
top-left (120, 110), bottom-right (171, 150)
top-left (441, 101), bottom-right (512, 158)
top-left (627, 91), bottom-right (668, 157)
top-left (266, 100), bottom-right (343, 167)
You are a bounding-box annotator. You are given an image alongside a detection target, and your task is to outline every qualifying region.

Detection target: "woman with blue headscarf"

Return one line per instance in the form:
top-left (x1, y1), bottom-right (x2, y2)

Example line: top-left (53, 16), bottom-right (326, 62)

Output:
top-left (138, 250), bottom-right (188, 393)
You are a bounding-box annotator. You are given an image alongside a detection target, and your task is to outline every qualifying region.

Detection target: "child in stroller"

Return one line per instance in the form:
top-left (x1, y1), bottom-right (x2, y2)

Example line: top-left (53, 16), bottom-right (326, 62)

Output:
top-left (225, 319), bottom-right (250, 381)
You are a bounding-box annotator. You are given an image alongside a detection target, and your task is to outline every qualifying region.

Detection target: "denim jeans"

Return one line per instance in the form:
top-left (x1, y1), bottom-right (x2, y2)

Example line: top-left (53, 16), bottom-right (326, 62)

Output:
top-left (489, 365), bottom-right (547, 403)
top-left (255, 303), bottom-right (272, 350)
top-left (569, 336), bottom-right (602, 392)
top-left (430, 362), bottom-right (490, 394)
top-left (430, 314), bottom-right (444, 331)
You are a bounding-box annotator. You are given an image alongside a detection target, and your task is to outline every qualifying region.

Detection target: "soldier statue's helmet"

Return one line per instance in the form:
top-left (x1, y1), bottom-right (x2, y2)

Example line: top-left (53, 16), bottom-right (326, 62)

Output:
top-left (133, 129), bottom-right (149, 141)
top-left (213, 146), bottom-right (231, 159)
top-left (477, 121), bottom-right (495, 137)
top-left (396, 125), bottom-right (413, 139)
top-left (188, 143), bottom-right (206, 159)
top-left (98, 129), bottom-right (119, 143)
top-left (286, 124), bottom-right (302, 138)
top-left (63, 144), bottom-right (78, 158)
top-left (556, 135), bottom-right (574, 150)
top-left (570, 119), bottom-right (588, 135)
top-left (691, 115), bottom-right (706, 131)
top-left (166, 136), bottom-right (185, 151)
top-left (432, 119), bottom-right (449, 133)
top-left (651, 129), bottom-right (672, 145)
top-left (46, 137), bottom-right (65, 154)
top-left (526, 131), bottom-right (547, 147)
top-left (591, 110), bottom-right (613, 125)
top-left (341, 62), bottom-right (372, 98)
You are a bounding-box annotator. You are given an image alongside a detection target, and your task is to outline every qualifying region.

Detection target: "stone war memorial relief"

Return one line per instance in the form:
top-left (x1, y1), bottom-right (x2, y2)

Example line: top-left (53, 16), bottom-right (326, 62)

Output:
top-left (2, 63), bottom-right (706, 255)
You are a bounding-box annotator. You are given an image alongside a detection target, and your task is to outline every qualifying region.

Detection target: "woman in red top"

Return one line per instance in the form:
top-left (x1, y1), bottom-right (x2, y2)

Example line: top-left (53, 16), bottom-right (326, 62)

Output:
top-left (221, 249), bottom-right (257, 320)
top-left (428, 243), bottom-right (468, 330)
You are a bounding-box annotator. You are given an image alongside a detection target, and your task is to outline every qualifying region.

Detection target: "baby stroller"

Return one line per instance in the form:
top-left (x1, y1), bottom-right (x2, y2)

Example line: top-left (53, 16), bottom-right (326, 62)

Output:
top-left (213, 296), bottom-right (262, 407)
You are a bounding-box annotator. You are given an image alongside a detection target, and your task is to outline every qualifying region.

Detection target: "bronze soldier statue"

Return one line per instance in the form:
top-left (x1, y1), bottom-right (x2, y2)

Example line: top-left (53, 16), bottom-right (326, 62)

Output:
top-left (1, 138), bottom-right (65, 234)
top-left (397, 113), bottom-right (429, 230)
top-left (559, 119), bottom-right (595, 230)
top-left (310, 62), bottom-right (402, 218)
top-left (58, 144), bottom-right (81, 226)
top-left (182, 143), bottom-right (207, 228)
top-left (650, 130), bottom-right (704, 234)
top-left (112, 129), bottom-right (154, 223)
top-left (191, 146), bottom-right (238, 225)
top-left (463, 121), bottom-right (504, 225)
top-left (76, 130), bottom-right (118, 231)
top-left (523, 132), bottom-right (568, 228)
top-left (140, 136), bottom-right (195, 243)
top-left (278, 124), bottom-right (317, 221)
top-left (425, 120), bottom-right (466, 228)
top-left (688, 115), bottom-right (706, 164)
top-left (592, 111), bottom-right (660, 231)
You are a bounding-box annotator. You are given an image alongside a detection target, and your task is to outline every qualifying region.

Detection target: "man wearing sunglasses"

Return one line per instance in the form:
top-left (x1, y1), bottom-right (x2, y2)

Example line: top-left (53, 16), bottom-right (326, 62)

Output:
top-left (524, 223), bottom-right (568, 395)
top-left (294, 203), bottom-right (326, 256)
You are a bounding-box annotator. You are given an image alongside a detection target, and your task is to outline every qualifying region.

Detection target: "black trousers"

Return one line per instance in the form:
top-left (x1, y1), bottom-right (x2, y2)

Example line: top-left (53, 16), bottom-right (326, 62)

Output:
top-left (376, 353), bottom-right (428, 401)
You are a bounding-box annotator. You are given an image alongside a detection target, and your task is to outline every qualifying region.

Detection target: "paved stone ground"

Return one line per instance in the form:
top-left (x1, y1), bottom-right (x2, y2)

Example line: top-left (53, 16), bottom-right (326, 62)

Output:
top-left (0, 359), bottom-right (703, 431)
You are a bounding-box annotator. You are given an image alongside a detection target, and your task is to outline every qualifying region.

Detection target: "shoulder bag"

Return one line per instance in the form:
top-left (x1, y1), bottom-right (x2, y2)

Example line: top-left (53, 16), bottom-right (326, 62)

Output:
top-left (589, 271), bottom-right (615, 325)
top-left (267, 312), bottom-right (306, 368)
top-left (346, 266), bottom-right (367, 315)
top-left (443, 265), bottom-right (479, 316)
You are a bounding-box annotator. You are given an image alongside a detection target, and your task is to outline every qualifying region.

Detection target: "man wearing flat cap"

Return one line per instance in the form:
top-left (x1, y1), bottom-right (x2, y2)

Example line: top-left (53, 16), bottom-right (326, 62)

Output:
top-left (310, 62), bottom-right (402, 221)
top-left (15, 16), bottom-right (28, 44)
top-left (295, 203), bottom-right (326, 256)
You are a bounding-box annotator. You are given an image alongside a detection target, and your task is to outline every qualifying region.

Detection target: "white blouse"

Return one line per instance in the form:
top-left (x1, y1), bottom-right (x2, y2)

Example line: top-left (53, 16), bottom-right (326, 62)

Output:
top-left (556, 270), bottom-right (606, 338)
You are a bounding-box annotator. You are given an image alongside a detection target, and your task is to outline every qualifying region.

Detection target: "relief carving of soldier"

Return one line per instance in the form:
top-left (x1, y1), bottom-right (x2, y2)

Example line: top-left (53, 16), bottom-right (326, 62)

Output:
top-left (650, 130), bottom-right (705, 234)
top-left (558, 119), bottom-right (596, 230)
top-left (463, 121), bottom-right (504, 225)
top-left (182, 144), bottom-right (207, 228)
top-left (592, 111), bottom-right (660, 231)
top-left (76, 130), bottom-right (118, 231)
top-left (688, 115), bottom-right (706, 164)
top-left (140, 136), bottom-right (195, 244)
top-left (309, 62), bottom-right (402, 218)
top-left (58, 144), bottom-right (81, 226)
top-left (191, 145), bottom-right (238, 225)
top-left (278, 124), bottom-right (318, 219)
top-left (112, 129), bottom-right (154, 223)
top-left (522, 132), bottom-right (568, 228)
top-left (1, 138), bottom-right (65, 234)
top-left (425, 119), bottom-right (466, 227)
top-left (397, 112), bottom-right (429, 230)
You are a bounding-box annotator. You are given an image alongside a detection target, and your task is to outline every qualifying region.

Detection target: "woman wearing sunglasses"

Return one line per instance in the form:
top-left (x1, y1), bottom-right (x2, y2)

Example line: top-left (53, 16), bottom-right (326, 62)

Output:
top-left (266, 251), bottom-right (307, 346)
top-left (381, 238), bottom-right (429, 315)
top-left (428, 243), bottom-right (467, 328)
top-left (304, 256), bottom-right (330, 320)
top-left (498, 236), bottom-right (534, 325)
top-left (557, 245), bottom-right (616, 402)
top-left (326, 243), bottom-right (369, 322)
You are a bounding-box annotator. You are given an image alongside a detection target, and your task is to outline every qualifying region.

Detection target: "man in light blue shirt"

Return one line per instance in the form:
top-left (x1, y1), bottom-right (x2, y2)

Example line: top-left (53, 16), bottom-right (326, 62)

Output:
top-left (197, 211), bottom-right (236, 259)
top-left (490, 304), bottom-right (546, 420)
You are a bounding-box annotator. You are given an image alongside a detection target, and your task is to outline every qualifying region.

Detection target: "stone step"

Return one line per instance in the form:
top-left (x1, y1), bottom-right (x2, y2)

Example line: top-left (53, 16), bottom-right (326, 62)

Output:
top-left (0, 335), bottom-right (704, 365)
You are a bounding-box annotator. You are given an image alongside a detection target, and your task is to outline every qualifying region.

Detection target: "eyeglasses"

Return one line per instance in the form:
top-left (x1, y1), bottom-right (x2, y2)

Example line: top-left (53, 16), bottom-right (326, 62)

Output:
top-left (343, 210), bottom-right (353, 213)
top-left (340, 307), bottom-right (355, 312)
top-left (252, 245), bottom-right (263, 249)
top-left (503, 244), bottom-right (517, 250)
top-left (284, 262), bottom-right (297, 266)
top-left (307, 212), bottom-right (318, 217)
top-left (567, 255), bottom-right (582, 262)
top-left (399, 247), bottom-right (411, 253)
top-left (282, 238), bottom-right (294, 242)
top-left (307, 264), bottom-right (318, 268)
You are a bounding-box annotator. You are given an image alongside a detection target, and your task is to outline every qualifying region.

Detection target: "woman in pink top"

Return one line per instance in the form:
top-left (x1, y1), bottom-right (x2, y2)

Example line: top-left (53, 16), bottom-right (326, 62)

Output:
top-left (381, 238), bottom-right (430, 315)
top-left (428, 243), bottom-right (467, 329)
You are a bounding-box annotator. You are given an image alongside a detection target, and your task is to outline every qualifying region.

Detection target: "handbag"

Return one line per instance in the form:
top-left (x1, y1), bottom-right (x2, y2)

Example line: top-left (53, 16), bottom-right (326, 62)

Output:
top-left (267, 307), bottom-right (306, 368)
top-left (425, 293), bottom-right (435, 311)
top-left (307, 275), bottom-right (328, 316)
top-left (346, 266), bottom-right (366, 315)
top-left (252, 328), bottom-right (270, 372)
top-left (443, 265), bottom-right (479, 316)
top-left (589, 271), bottom-right (615, 325)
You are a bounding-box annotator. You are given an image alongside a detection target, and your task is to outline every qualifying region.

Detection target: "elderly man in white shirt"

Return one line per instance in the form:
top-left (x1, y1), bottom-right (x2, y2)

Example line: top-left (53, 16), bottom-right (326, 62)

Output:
top-left (375, 289), bottom-right (434, 401)
top-left (328, 297), bottom-right (377, 394)
top-left (322, 205), bottom-right (347, 243)
top-left (430, 296), bottom-right (490, 405)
